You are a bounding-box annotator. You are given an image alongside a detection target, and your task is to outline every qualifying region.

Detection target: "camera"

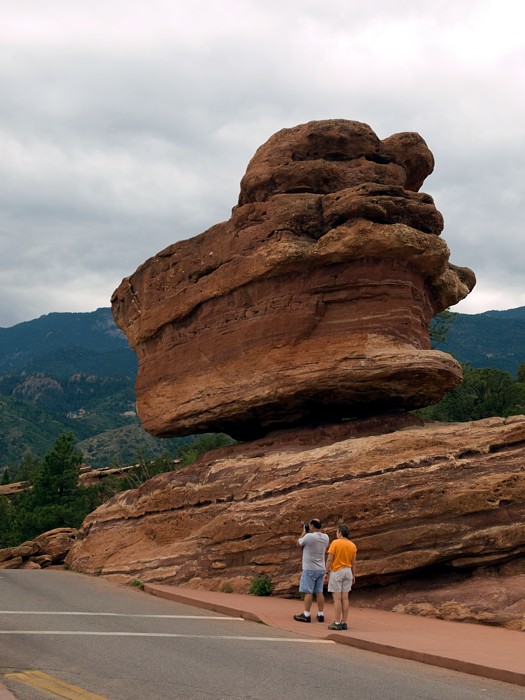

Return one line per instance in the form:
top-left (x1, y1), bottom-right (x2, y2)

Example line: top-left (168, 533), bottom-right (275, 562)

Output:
top-left (304, 523), bottom-right (310, 532)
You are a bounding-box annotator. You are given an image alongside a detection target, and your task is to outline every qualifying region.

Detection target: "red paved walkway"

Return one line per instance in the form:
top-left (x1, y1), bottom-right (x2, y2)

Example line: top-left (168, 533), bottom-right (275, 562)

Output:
top-left (145, 584), bottom-right (525, 688)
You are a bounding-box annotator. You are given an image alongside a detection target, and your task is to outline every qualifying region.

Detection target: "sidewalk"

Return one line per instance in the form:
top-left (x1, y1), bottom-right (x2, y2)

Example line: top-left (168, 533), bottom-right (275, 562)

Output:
top-left (145, 584), bottom-right (525, 688)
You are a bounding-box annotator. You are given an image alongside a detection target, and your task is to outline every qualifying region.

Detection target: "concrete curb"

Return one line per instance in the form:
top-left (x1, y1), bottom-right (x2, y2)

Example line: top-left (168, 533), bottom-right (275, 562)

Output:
top-left (326, 634), bottom-right (525, 688)
top-left (144, 584), bottom-right (264, 623)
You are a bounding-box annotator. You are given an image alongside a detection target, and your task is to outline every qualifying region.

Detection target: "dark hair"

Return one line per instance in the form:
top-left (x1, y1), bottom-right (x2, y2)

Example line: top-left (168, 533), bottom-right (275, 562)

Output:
top-left (337, 524), bottom-right (350, 538)
top-left (310, 519), bottom-right (322, 530)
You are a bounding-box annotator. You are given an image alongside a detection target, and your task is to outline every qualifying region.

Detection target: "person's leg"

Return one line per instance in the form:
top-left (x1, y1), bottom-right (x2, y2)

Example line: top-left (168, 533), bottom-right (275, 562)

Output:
top-left (333, 592), bottom-right (343, 622)
top-left (303, 593), bottom-right (313, 613)
top-left (327, 572), bottom-right (344, 629)
top-left (341, 591), bottom-right (349, 623)
top-left (340, 569), bottom-right (353, 628)
top-left (294, 572), bottom-right (314, 621)
top-left (312, 572), bottom-right (325, 616)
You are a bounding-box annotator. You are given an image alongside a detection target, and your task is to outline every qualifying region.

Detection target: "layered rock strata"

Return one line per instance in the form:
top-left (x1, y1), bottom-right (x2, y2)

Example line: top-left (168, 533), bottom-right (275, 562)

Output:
top-left (111, 120), bottom-right (475, 440)
top-left (66, 415), bottom-right (525, 629)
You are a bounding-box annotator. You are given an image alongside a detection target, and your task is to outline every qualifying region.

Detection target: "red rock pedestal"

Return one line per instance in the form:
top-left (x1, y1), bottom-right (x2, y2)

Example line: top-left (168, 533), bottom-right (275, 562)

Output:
top-left (65, 416), bottom-right (525, 629)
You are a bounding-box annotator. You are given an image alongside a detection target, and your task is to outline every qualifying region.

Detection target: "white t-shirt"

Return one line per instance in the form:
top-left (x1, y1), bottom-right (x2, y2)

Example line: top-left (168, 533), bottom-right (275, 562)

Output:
top-left (298, 531), bottom-right (329, 570)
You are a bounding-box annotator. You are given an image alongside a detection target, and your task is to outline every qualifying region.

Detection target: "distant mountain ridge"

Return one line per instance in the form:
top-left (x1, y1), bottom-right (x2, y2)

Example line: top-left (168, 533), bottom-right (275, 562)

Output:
top-left (433, 306), bottom-right (525, 376)
top-left (0, 308), bottom-right (136, 377)
top-left (482, 307), bottom-right (525, 320)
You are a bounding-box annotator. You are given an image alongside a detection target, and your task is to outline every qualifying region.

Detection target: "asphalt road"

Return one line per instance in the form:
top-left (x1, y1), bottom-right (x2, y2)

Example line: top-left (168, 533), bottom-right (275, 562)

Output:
top-left (0, 570), bottom-right (523, 700)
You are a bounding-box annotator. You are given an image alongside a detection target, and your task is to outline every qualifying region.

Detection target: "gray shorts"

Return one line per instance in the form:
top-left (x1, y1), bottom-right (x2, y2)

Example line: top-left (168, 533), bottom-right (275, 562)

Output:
top-left (328, 567), bottom-right (354, 593)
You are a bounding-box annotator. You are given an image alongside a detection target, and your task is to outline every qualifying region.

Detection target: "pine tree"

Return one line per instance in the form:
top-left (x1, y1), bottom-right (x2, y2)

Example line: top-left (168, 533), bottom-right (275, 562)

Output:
top-left (31, 432), bottom-right (82, 507)
top-left (430, 309), bottom-right (456, 345)
top-left (13, 432), bottom-right (91, 542)
top-left (418, 364), bottom-right (525, 422)
top-left (0, 496), bottom-right (15, 547)
top-left (17, 450), bottom-right (41, 482)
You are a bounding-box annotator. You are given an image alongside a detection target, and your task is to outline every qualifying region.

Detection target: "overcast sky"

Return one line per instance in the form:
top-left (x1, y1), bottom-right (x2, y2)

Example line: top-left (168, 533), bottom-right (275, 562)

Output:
top-left (1, 0), bottom-right (524, 328)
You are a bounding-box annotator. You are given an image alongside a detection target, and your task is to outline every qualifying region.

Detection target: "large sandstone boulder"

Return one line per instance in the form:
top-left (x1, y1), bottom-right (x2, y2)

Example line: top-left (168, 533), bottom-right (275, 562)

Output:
top-left (111, 119), bottom-right (475, 440)
top-left (66, 415), bottom-right (525, 629)
top-left (0, 557), bottom-right (23, 570)
top-left (33, 528), bottom-right (78, 564)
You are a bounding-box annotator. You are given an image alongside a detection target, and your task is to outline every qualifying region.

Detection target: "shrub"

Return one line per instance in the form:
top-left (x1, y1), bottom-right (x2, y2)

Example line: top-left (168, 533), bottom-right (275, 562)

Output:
top-left (248, 573), bottom-right (273, 596)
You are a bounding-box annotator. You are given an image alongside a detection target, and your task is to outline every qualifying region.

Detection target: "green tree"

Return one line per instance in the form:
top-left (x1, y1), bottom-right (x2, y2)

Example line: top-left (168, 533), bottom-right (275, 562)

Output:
top-left (16, 450), bottom-right (41, 482)
top-left (13, 432), bottom-right (92, 542)
top-left (120, 451), bottom-right (180, 490)
top-left (32, 432), bottom-right (82, 506)
top-left (517, 362), bottom-right (525, 384)
top-left (420, 364), bottom-right (525, 422)
top-left (430, 309), bottom-right (456, 345)
top-left (178, 434), bottom-right (236, 467)
top-left (1, 468), bottom-right (9, 485)
top-left (0, 495), bottom-right (15, 548)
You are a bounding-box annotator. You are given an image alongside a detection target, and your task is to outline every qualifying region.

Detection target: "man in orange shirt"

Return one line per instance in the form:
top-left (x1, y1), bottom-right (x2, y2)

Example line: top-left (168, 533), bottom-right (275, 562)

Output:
top-left (324, 523), bottom-right (357, 630)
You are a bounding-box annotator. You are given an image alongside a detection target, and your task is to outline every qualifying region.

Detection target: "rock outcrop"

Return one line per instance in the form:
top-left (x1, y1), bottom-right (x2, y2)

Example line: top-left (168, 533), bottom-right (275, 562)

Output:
top-left (66, 415), bottom-right (525, 629)
top-left (0, 528), bottom-right (78, 569)
top-left (111, 120), bottom-right (475, 440)
top-left (80, 118), bottom-right (525, 631)
top-left (0, 481), bottom-right (29, 497)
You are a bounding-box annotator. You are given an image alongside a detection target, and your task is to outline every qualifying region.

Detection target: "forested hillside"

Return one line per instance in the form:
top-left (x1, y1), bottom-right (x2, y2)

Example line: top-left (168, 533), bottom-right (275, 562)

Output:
top-left (0, 307), bottom-right (136, 376)
top-left (0, 309), bottom-right (181, 475)
top-left (434, 306), bottom-right (525, 376)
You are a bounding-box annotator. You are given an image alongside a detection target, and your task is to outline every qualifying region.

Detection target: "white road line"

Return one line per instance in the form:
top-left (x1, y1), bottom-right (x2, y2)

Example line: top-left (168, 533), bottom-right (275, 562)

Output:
top-left (0, 631), bottom-right (333, 643)
top-left (0, 612), bottom-right (242, 620)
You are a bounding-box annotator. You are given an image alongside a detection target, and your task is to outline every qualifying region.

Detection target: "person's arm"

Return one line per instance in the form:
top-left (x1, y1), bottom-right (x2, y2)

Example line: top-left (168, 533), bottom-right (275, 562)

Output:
top-left (351, 553), bottom-right (356, 582)
top-left (324, 553), bottom-right (334, 577)
top-left (298, 524), bottom-right (309, 546)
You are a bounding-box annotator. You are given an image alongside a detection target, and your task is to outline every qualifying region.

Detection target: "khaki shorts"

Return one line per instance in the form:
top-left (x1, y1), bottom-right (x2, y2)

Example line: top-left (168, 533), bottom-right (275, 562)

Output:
top-left (328, 567), bottom-right (354, 593)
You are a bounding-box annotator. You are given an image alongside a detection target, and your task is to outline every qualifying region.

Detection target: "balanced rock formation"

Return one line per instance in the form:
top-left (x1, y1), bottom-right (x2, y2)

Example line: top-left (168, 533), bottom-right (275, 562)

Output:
top-left (71, 119), bottom-right (525, 630)
top-left (111, 120), bottom-right (475, 440)
top-left (66, 415), bottom-right (525, 629)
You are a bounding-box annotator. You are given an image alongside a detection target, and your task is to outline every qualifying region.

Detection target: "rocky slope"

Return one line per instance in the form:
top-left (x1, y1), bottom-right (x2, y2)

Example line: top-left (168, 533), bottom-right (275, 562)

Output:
top-left (66, 414), bottom-right (525, 629)
top-left (0, 528), bottom-right (77, 569)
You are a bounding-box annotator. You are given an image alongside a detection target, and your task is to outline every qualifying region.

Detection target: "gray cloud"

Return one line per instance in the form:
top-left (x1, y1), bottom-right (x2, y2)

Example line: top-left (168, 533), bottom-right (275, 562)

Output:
top-left (1, 0), bottom-right (524, 326)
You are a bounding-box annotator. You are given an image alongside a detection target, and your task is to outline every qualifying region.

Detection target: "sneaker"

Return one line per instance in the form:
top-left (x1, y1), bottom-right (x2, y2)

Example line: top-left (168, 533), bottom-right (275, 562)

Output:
top-left (328, 621), bottom-right (343, 630)
top-left (293, 613), bottom-right (311, 623)
top-left (317, 614), bottom-right (324, 623)
top-left (341, 622), bottom-right (348, 630)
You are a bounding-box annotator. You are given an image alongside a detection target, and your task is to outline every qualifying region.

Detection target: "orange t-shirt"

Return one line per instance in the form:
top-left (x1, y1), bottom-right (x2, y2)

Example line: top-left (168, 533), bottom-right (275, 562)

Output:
top-left (328, 538), bottom-right (357, 571)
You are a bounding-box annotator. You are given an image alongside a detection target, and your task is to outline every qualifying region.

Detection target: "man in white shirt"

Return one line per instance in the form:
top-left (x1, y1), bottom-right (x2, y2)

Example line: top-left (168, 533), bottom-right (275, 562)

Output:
top-left (293, 518), bottom-right (329, 623)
